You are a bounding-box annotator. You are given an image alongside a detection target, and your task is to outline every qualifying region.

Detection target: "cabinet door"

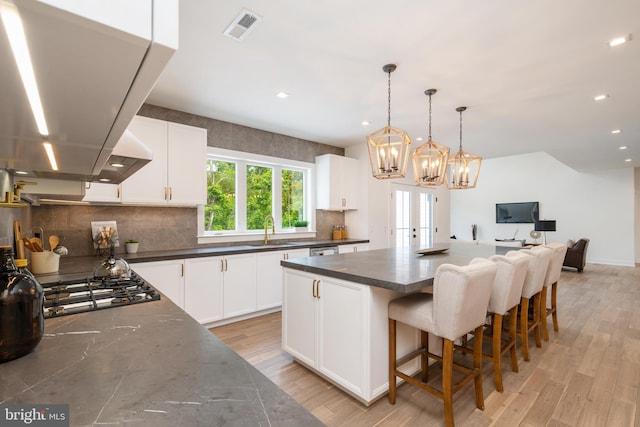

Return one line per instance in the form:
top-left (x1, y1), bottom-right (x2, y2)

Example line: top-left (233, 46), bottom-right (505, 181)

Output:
top-left (222, 253), bottom-right (257, 318)
top-left (121, 116), bottom-right (168, 203)
top-left (132, 260), bottom-right (184, 308)
top-left (316, 154), bottom-right (359, 210)
top-left (83, 182), bottom-right (121, 202)
top-left (318, 278), bottom-right (367, 395)
top-left (184, 257), bottom-right (223, 324)
top-left (282, 269), bottom-right (318, 367)
top-left (256, 251), bottom-right (285, 311)
top-left (167, 122), bottom-right (207, 205)
top-left (341, 156), bottom-right (359, 210)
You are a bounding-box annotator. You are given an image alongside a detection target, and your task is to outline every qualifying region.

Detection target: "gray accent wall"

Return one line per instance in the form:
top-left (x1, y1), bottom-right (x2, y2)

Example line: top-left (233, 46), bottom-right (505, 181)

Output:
top-left (28, 105), bottom-right (347, 256)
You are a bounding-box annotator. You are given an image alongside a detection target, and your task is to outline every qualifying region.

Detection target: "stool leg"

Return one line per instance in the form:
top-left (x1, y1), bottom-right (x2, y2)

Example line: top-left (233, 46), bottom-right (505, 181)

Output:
top-left (473, 325), bottom-right (485, 410)
top-left (492, 313), bottom-right (504, 392)
top-left (551, 281), bottom-right (559, 331)
top-left (442, 338), bottom-right (455, 427)
top-left (533, 293), bottom-right (542, 348)
top-left (508, 306), bottom-right (519, 373)
top-left (388, 318), bottom-right (397, 404)
top-left (520, 297), bottom-right (530, 362)
top-left (421, 330), bottom-right (429, 382)
top-left (541, 286), bottom-right (549, 342)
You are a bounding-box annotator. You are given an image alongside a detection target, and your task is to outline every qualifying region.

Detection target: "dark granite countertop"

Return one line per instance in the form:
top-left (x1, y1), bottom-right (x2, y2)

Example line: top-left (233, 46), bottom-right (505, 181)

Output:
top-left (281, 242), bottom-right (514, 293)
top-left (0, 284), bottom-right (323, 426)
top-left (33, 239), bottom-right (368, 284)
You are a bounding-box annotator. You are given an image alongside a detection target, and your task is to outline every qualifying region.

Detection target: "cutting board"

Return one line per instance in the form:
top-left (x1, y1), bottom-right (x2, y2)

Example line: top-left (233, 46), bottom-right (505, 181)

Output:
top-left (13, 220), bottom-right (25, 259)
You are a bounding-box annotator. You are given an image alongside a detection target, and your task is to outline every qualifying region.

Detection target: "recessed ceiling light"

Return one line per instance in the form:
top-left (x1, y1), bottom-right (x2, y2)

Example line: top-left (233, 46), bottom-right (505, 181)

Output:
top-left (110, 162), bottom-right (125, 168)
top-left (361, 121), bottom-right (370, 126)
top-left (594, 94), bottom-right (609, 101)
top-left (611, 129), bottom-right (622, 134)
top-left (99, 178), bottom-right (111, 182)
top-left (14, 170), bottom-right (28, 175)
top-left (276, 92), bottom-right (289, 99)
top-left (625, 158), bottom-right (632, 162)
top-left (608, 35), bottom-right (631, 47)
top-left (619, 146), bottom-right (628, 150)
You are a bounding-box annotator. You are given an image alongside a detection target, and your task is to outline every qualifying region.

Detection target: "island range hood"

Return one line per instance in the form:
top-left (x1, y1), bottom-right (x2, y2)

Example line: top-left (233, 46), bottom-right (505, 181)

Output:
top-left (0, 0), bottom-right (177, 186)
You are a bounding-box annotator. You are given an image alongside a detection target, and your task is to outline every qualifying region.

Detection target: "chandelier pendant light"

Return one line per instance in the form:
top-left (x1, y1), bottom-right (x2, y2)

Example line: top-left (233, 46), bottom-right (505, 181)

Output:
top-left (446, 106), bottom-right (482, 189)
top-left (411, 89), bottom-right (450, 186)
top-left (366, 64), bottom-right (411, 179)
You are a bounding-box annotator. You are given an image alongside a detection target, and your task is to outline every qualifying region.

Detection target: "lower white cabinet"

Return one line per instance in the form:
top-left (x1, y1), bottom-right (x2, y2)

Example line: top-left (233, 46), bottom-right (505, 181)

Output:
top-left (132, 260), bottom-right (184, 308)
top-left (338, 243), bottom-right (370, 254)
top-left (283, 269), bottom-right (368, 398)
top-left (256, 248), bottom-right (308, 311)
top-left (184, 257), bottom-right (223, 324)
top-left (221, 253), bottom-right (257, 318)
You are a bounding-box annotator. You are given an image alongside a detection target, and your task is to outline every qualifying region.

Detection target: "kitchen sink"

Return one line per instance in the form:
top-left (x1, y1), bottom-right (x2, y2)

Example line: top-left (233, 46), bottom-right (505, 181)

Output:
top-left (247, 242), bottom-right (299, 248)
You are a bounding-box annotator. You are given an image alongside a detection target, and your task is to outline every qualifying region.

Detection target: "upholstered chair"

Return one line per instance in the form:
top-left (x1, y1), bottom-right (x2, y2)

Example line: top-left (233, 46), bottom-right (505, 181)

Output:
top-left (388, 259), bottom-right (497, 427)
top-left (474, 253), bottom-right (529, 392)
top-left (506, 246), bottom-right (552, 361)
top-left (563, 238), bottom-right (589, 272)
top-left (541, 243), bottom-right (568, 341)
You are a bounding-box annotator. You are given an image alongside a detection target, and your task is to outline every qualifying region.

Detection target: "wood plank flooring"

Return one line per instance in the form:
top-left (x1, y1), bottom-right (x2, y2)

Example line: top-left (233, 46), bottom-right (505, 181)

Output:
top-left (211, 263), bottom-right (640, 426)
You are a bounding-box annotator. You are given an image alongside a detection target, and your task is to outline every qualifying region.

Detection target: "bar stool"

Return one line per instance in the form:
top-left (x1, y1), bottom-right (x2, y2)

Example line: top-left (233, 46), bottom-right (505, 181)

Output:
top-left (388, 260), bottom-right (497, 427)
top-left (507, 246), bottom-right (552, 361)
top-left (469, 253), bottom-right (529, 392)
top-left (541, 243), bottom-right (568, 341)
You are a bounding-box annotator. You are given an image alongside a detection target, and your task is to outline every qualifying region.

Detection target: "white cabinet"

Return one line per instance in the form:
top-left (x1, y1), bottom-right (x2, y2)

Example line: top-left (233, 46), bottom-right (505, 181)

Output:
top-left (316, 154), bottom-right (359, 210)
top-left (184, 257), bottom-right (223, 324)
top-left (221, 253), bottom-right (257, 318)
top-left (83, 182), bottom-right (121, 203)
top-left (133, 260), bottom-right (184, 308)
top-left (283, 269), bottom-right (368, 397)
top-left (121, 116), bottom-right (207, 205)
top-left (338, 243), bottom-right (370, 254)
top-left (256, 248), bottom-right (308, 311)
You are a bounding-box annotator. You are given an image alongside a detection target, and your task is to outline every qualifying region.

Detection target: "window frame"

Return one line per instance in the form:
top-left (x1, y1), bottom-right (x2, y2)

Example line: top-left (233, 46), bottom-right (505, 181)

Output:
top-left (198, 147), bottom-right (315, 245)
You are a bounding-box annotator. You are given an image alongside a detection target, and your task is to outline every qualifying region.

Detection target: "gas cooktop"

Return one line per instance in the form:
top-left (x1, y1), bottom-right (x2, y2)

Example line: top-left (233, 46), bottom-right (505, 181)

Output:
top-left (42, 272), bottom-right (160, 319)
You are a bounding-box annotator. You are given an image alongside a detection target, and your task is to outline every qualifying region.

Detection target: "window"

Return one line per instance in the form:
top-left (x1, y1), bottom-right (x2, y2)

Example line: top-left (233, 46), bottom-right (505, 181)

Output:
top-left (202, 148), bottom-right (314, 239)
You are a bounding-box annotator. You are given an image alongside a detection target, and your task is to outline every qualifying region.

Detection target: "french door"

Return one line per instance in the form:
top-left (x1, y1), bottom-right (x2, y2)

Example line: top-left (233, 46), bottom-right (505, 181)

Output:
top-left (391, 184), bottom-right (434, 248)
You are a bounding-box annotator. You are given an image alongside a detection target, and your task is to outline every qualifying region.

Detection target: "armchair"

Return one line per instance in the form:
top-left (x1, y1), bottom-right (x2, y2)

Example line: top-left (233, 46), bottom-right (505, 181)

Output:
top-left (563, 238), bottom-right (589, 272)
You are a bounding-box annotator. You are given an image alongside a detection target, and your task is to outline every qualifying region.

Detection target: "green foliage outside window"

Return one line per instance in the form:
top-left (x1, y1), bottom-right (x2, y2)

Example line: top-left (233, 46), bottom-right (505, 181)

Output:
top-left (246, 165), bottom-right (272, 229)
top-left (205, 160), bottom-right (236, 231)
top-left (282, 169), bottom-right (304, 228)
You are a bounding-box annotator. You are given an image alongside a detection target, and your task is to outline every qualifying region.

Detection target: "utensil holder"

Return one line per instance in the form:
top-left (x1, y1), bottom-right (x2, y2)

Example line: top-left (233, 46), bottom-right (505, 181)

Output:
top-left (31, 251), bottom-right (60, 274)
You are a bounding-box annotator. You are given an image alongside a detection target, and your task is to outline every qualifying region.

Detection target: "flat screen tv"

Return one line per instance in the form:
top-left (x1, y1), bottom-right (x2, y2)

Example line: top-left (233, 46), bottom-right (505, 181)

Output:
top-left (496, 202), bottom-right (539, 223)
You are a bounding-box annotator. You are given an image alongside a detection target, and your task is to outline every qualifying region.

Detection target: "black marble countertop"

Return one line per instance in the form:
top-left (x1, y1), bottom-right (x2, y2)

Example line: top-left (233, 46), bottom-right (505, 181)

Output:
top-left (281, 242), bottom-right (514, 293)
top-left (0, 283), bottom-right (323, 426)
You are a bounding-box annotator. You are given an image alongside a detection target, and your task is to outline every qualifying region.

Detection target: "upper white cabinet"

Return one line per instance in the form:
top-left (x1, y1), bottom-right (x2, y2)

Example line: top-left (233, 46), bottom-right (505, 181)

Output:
top-left (121, 116), bottom-right (207, 205)
top-left (83, 182), bottom-right (121, 203)
top-left (316, 154), bottom-right (359, 210)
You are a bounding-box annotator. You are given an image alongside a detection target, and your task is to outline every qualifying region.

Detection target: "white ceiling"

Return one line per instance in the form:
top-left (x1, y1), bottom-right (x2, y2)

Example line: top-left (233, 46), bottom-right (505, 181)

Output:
top-left (146, 0), bottom-right (640, 172)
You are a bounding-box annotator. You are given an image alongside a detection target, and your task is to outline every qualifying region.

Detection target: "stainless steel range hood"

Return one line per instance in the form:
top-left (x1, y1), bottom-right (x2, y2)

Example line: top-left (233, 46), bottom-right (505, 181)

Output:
top-left (92, 130), bottom-right (153, 184)
top-left (0, 0), bottom-right (177, 186)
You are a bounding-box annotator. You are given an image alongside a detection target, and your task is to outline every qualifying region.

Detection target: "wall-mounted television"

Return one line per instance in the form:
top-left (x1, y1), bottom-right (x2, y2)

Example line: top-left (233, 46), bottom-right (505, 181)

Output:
top-left (496, 202), bottom-right (539, 223)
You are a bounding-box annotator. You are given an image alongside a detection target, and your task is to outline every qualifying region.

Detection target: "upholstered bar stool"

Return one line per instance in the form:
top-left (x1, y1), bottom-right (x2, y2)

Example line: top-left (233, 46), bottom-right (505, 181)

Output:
top-left (388, 260), bottom-right (497, 427)
top-left (469, 253), bottom-right (529, 392)
top-left (506, 246), bottom-right (552, 361)
top-left (541, 243), bottom-right (568, 341)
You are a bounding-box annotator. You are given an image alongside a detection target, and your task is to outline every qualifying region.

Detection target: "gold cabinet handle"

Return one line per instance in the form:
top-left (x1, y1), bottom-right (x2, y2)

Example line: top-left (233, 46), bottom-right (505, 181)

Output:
top-left (164, 187), bottom-right (168, 200)
top-left (316, 280), bottom-right (320, 299)
top-left (224, 258), bottom-right (228, 271)
top-left (169, 187), bottom-right (173, 200)
top-left (220, 259), bottom-right (224, 272)
top-left (312, 279), bottom-right (317, 298)
top-left (117, 185), bottom-right (120, 199)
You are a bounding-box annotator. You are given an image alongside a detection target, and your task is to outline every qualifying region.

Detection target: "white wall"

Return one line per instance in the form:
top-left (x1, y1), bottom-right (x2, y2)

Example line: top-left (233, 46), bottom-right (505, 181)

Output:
top-left (450, 152), bottom-right (635, 266)
top-left (344, 144), bottom-right (451, 250)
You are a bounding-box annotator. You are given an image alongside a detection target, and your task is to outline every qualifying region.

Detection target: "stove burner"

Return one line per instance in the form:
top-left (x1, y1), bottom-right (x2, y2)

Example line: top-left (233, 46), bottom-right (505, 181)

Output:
top-left (42, 271), bottom-right (160, 319)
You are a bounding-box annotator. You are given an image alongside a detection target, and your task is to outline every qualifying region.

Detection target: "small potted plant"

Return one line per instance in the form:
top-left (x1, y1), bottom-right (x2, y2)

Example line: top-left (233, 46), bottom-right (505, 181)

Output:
top-left (125, 239), bottom-right (139, 254)
top-left (293, 220), bottom-right (308, 232)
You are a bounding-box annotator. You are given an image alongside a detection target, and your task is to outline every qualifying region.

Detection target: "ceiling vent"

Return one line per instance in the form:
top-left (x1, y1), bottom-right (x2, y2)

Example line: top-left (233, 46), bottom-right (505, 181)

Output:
top-left (224, 9), bottom-right (262, 41)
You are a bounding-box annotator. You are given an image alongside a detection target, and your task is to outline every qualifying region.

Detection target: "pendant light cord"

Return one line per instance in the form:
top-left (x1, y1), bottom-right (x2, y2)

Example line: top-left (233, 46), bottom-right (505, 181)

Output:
top-left (387, 70), bottom-right (391, 128)
top-left (428, 93), bottom-right (432, 141)
top-left (458, 108), bottom-right (463, 151)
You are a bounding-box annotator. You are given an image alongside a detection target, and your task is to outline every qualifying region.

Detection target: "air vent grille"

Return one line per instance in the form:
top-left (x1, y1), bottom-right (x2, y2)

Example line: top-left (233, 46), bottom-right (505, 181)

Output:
top-left (224, 9), bottom-right (262, 41)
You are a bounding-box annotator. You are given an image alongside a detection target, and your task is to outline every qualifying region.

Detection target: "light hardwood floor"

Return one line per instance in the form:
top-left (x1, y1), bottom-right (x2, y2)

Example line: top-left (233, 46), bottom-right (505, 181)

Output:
top-left (211, 263), bottom-right (640, 426)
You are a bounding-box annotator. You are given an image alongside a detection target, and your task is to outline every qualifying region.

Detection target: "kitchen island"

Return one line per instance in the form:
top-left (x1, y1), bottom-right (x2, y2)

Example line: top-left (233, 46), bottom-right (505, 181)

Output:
top-left (0, 274), bottom-right (322, 426)
top-left (280, 242), bottom-right (513, 405)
